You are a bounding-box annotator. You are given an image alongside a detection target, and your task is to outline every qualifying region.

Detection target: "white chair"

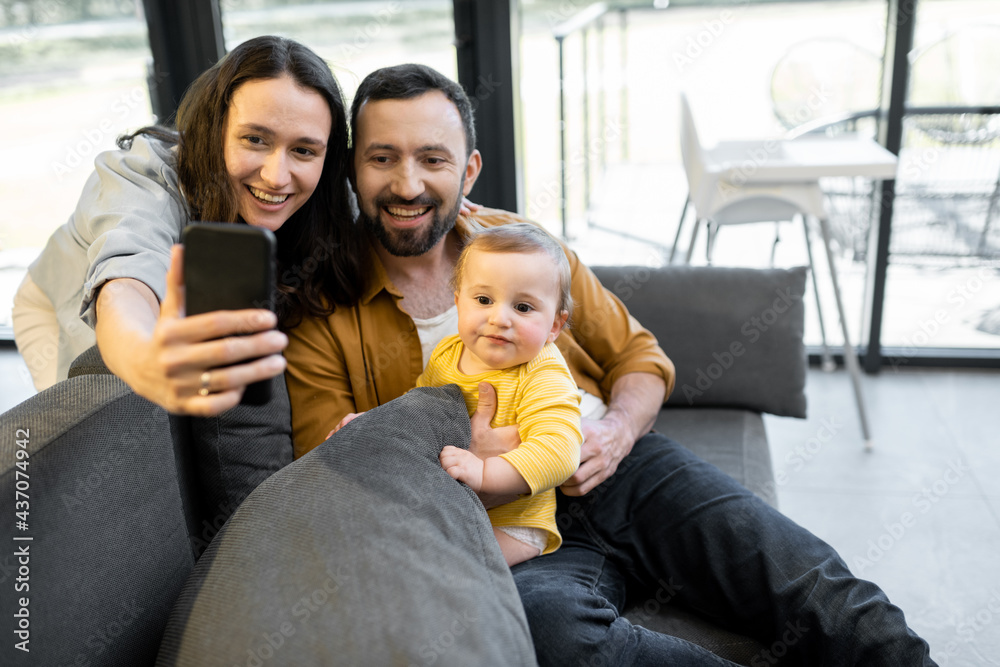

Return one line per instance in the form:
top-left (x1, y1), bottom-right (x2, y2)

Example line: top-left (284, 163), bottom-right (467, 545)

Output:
top-left (671, 92), bottom-right (898, 450)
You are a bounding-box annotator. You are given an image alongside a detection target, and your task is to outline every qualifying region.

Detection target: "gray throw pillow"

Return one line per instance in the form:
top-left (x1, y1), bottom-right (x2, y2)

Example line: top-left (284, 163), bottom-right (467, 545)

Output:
top-left (157, 385), bottom-right (537, 667)
top-left (591, 265), bottom-right (808, 418)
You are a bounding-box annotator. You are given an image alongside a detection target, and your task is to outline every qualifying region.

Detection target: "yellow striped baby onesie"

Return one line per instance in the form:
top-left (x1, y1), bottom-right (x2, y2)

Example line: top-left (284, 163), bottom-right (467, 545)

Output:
top-left (416, 334), bottom-right (583, 554)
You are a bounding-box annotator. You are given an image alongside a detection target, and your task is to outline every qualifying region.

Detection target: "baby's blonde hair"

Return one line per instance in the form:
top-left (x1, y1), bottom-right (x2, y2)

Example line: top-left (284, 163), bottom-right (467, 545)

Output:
top-left (453, 223), bottom-right (573, 318)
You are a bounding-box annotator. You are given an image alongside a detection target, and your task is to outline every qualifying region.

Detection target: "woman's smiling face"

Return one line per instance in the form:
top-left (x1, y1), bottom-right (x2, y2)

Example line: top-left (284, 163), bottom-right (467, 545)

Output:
top-left (223, 74), bottom-right (332, 231)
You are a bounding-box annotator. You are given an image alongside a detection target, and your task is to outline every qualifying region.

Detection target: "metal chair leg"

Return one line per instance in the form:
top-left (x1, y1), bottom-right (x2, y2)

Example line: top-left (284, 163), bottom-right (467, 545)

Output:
top-left (769, 221), bottom-right (781, 267)
top-left (705, 222), bottom-right (718, 265)
top-left (801, 215), bottom-right (836, 372)
top-left (817, 216), bottom-right (873, 450)
top-left (669, 196), bottom-right (690, 264)
top-left (685, 218), bottom-right (701, 264)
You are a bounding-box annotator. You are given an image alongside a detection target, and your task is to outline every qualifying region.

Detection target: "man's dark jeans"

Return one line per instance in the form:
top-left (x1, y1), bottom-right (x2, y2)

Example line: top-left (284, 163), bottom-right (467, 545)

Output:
top-left (511, 433), bottom-right (936, 666)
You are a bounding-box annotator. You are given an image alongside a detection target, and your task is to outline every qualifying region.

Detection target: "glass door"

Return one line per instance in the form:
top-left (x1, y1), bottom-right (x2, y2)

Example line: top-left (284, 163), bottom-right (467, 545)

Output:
top-left (877, 0), bottom-right (1000, 363)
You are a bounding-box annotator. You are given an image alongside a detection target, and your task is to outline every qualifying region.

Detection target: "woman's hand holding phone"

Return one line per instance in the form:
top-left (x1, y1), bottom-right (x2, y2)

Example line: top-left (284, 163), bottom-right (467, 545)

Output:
top-left (182, 222), bottom-right (280, 406)
top-left (162, 245), bottom-right (287, 415)
top-left (97, 245), bottom-right (287, 417)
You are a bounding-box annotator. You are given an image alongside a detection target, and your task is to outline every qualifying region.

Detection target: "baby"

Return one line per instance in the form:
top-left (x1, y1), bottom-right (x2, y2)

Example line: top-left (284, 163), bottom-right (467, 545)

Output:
top-left (415, 222), bottom-right (583, 566)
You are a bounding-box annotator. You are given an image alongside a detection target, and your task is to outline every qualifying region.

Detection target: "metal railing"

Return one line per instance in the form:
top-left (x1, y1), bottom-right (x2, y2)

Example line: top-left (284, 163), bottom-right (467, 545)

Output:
top-left (552, 3), bottom-right (1000, 266)
top-left (553, 2), bottom-right (633, 238)
top-left (797, 105), bottom-right (1000, 263)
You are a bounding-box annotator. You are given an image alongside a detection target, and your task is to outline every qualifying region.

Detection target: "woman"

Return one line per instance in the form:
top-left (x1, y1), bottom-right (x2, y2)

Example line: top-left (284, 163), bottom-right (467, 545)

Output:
top-left (13, 35), bottom-right (362, 415)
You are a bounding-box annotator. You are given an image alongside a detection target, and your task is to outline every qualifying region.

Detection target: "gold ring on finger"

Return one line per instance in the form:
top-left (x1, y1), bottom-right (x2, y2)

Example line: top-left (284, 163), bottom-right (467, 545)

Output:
top-left (199, 371), bottom-right (212, 397)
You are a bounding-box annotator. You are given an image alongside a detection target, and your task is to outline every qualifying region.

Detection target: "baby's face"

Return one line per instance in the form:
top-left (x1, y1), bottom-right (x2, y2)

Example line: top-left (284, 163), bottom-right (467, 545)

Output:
top-left (455, 249), bottom-right (567, 374)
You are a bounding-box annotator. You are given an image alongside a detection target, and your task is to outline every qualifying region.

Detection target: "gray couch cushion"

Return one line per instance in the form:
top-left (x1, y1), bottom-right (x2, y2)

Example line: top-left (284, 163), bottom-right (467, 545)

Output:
top-left (0, 373), bottom-right (194, 666)
top-left (654, 408), bottom-right (777, 508)
top-left (624, 604), bottom-right (764, 667)
top-left (157, 385), bottom-right (536, 667)
top-left (592, 265), bottom-right (808, 418)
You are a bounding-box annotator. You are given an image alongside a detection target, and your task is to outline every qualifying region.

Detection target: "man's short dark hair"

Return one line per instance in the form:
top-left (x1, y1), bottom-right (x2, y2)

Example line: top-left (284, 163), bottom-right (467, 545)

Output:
top-left (350, 63), bottom-right (477, 157)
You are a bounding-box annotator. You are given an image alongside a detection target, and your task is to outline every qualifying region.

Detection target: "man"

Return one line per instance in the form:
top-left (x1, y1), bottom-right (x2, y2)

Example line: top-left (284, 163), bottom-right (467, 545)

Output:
top-left (285, 64), bottom-right (934, 665)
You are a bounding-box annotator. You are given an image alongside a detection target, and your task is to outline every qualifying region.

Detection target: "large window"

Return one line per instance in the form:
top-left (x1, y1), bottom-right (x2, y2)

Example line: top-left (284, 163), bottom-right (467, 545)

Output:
top-left (0, 0), bottom-right (155, 340)
top-left (878, 0), bottom-right (1000, 357)
top-left (218, 0), bottom-right (457, 104)
top-left (519, 0), bottom-right (888, 352)
top-left (518, 0), bottom-right (1000, 363)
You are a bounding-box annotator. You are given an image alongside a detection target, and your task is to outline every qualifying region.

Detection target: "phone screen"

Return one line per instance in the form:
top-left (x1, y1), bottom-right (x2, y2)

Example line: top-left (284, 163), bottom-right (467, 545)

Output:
top-left (182, 222), bottom-right (277, 405)
top-left (183, 223), bottom-right (276, 315)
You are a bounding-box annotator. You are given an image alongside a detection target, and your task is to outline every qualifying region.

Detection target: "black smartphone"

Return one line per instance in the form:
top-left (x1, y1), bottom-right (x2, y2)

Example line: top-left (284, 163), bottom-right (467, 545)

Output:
top-left (182, 222), bottom-right (277, 406)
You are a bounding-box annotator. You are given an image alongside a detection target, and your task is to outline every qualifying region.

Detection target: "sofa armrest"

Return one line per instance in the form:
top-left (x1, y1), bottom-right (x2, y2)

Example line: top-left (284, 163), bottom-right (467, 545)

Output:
top-left (68, 346), bottom-right (294, 555)
top-left (591, 265), bottom-right (808, 418)
top-left (0, 370), bottom-right (194, 665)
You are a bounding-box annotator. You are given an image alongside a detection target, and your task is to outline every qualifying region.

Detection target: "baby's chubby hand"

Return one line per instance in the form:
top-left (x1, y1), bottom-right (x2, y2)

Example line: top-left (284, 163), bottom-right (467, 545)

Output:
top-left (439, 445), bottom-right (485, 492)
top-left (324, 411), bottom-right (365, 443)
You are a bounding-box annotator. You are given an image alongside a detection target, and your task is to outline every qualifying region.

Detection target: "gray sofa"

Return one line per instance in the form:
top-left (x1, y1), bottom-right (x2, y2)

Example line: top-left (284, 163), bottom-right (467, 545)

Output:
top-left (0, 264), bottom-right (807, 666)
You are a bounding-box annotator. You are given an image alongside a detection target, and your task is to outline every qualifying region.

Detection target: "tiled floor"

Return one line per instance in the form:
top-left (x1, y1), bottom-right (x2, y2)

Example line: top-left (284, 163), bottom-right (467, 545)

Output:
top-left (2, 348), bottom-right (997, 664)
top-left (764, 366), bottom-right (1000, 665)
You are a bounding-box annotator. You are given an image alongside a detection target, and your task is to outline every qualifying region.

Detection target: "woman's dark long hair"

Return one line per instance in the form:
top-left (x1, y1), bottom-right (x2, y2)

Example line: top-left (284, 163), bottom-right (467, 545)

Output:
top-left (120, 35), bottom-right (362, 327)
